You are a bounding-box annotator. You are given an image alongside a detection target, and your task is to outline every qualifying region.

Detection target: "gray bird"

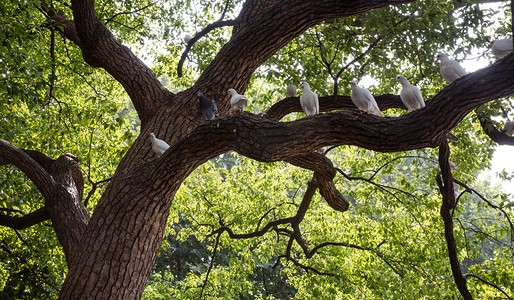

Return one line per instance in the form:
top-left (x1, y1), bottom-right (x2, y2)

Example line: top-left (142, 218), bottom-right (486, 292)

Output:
top-left (287, 80), bottom-right (297, 98)
top-left (197, 92), bottom-right (219, 120)
top-left (350, 80), bottom-right (382, 116)
top-left (503, 120), bottom-right (514, 136)
top-left (149, 132), bottom-right (170, 158)
top-left (490, 38), bottom-right (513, 59)
top-left (298, 81), bottom-right (319, 116)
top-left (436, 53), bottom-right (467, 83)
top-left (396, 75), bottom-right (425, 111)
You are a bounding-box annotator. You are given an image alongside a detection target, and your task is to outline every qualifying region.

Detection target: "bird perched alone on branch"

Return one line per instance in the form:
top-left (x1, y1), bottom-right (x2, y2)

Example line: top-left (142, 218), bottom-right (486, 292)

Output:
top-left (436, 53), bottom-right (467, 83)
top-left (350, 80), bottom-right (382, 117)
top-left (149, 133), bottom-right (170, 158)
top-left (298, 81), bottom-right (319, 116)
top-left (396, 75), bottom-right (425, 111)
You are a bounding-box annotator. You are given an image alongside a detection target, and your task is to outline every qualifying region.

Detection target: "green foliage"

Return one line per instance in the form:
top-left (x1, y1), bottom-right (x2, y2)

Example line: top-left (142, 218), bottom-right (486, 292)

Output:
top-left (0, 0), bottom-right (513, 299)
top-left (1, 0), bottom-right (139, 297)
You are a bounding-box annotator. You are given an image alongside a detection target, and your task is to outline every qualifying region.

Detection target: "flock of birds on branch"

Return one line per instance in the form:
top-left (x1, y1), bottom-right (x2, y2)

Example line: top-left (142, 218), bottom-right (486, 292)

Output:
top-left (150, 38), bottom-right (514, 158)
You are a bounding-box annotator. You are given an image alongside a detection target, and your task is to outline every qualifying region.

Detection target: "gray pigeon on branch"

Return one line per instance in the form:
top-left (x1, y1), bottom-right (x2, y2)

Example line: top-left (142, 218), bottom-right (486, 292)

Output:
top-left (436, 53), bottom-right (467, 83)
top-left (298, 81), bottom-right (319, 116)
top-left (149, 132), bottom-right (170, 158)
top-left (396, 75), bottom-right (425, 111)
top-left (490, 38), bottom-right (513, 59)
top-left (197, 92), bottom-right (219, 120)
top-left (350, 80), bottom-right (382, 116)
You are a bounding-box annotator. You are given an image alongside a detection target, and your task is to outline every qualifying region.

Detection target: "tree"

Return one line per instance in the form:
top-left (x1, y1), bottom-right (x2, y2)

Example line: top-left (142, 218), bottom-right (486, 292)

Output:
top-left (0, 0), bottom-right (513, 299)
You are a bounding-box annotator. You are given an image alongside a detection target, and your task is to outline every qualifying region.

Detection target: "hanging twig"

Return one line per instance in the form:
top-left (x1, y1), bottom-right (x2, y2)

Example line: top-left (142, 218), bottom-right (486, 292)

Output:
top-left (199, 231), bottom-right (222, 298)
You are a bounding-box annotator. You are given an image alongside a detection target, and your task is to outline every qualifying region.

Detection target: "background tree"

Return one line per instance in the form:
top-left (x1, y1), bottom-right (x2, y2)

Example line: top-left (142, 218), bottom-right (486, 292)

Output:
top-left (0, 0), bottom-right (513, 299)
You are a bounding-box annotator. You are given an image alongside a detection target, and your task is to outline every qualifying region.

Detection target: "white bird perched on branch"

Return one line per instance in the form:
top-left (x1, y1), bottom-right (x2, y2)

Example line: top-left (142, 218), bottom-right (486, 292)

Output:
top-left (503, 120), bottom-right (514, 136)
top-left (436, 53), bottom-right (467, 83)
top-left (490, 38), bottom-right (513, 59)
top-left (298, 81), bottom-right (319, 116)
top-left (149, 132), bottom-right (170, 158)
top-left (396, 75), bottom-right (425, 111)
top-left (287, 80), bottom-right (297, 97)
top-left (350, 80), bottom-right (382, 117)
top-left (228, 88), bottom-right (248, 114)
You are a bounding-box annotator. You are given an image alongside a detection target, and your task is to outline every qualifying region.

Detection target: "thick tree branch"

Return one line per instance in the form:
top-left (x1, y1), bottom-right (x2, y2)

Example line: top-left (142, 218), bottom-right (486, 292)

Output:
top-left (264, 94), bottom-right (404, 121)
top-left (155, 53), bottom-right (514, 189)
top-left (0, 208), bottom-right (50, 230)
top-left (0, 141), bottom-right (90, 264)
top-left (46, 0), bottom-right (171, 125)
top-left (0, 139), bottom-right (57, 201)
top-left (194, 0), bottom-right (416, 105)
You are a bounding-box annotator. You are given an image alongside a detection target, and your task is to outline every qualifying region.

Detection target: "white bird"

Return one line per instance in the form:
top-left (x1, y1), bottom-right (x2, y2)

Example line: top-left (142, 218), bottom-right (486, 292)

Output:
top-left (503, 120), bottom-right (514, 136)
top-left (298, 81), bottom-right (319, 116)
top-left (350, 80), bottom-right (382, 117)
top-left (436, 53), bottom-right (467, 83)
top-left (228, 88), bottom-right (248, 114)
top-left (184, 34), bottom-right (193, 44)
top-left (396, 75), bottom-right (425, 111)
top-left (149, 132), bottom-right (170, 158)
top-left (490, 38), bottom-right (513, 59)
top-left (287, 80), bottom-right (297, 97)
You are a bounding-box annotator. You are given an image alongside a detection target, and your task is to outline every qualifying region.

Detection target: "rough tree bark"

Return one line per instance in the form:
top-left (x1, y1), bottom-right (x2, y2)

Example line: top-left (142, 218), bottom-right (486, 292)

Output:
top-left (1, 0), bottom-right (513, 299)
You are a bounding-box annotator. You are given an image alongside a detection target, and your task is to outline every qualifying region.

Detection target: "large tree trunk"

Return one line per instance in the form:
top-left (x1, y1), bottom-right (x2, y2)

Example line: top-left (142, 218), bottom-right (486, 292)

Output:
top-left (1, 0), bottom-right (513, 299)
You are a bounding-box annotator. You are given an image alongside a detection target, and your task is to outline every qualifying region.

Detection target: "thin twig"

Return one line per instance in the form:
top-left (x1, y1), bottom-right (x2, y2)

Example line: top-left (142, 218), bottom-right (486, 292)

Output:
top-left (200, 231), bottom-right (222, 299)
top-left (465, 273), bottom-right (513, 300)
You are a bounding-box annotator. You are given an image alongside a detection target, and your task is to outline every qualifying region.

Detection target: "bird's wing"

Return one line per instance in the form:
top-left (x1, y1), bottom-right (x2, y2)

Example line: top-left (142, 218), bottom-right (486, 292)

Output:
top-left (364, 91), bottom-right (382, 116)
top-left (351, 89), bottom-right (367, 111)
top-left (300, 92), bottom-right (318, 116)
top-left (400, 88), bottom-right (415, 111)
top-left (450, 60), bottom-right (467, 78)
top-left (494, 39), bottom-right (513, 52)
top-left (413, 86), bottom-right (425, 109)
top-left (231, 95), bottom-right (248, 108)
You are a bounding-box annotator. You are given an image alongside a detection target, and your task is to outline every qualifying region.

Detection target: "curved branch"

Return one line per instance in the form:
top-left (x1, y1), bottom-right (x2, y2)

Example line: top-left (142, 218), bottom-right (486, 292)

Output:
top-left (104, 1), bottom-right (157, 25)
top-left (0, 208), bottom-right (50, 230)
top-left (0, 139), bottom-right (57, 201)
top-left (0, 141), bottom-right (90, 263)
top-left (47, 0), bottom-right (170, 125)
top-left (475, 108), bottom-right (514, 145)
top-left (177, 19), bottom-right (236, 77)
top-left (465, 273), bottom-right (513, 299)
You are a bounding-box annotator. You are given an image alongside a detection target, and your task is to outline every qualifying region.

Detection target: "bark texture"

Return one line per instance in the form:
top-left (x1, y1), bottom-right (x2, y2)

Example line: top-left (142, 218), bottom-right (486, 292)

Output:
top-left (0, 0), bottom-right (513, 299)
